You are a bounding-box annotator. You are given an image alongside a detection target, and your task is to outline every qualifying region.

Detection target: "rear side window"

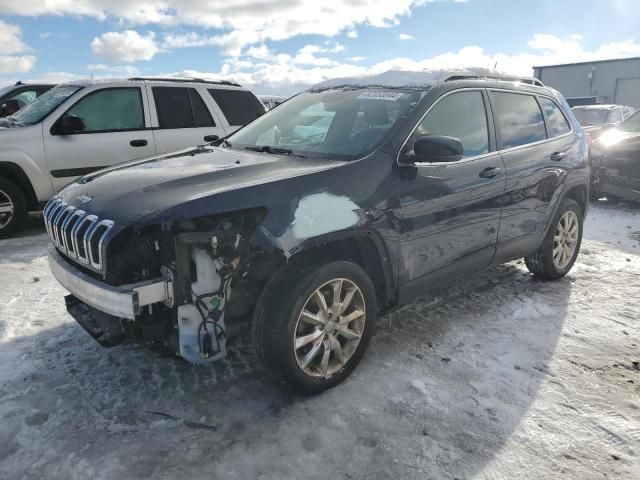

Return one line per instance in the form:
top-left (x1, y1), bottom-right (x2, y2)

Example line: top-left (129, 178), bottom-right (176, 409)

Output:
top-left (152, 87), bottom-right (214, 129)
top-left (207, 89), bottom-right (265, 125)
top-left (66, 88), bottom-right (144, 132)
top-left (491, 92), bottom-right (546, 148)
top-left (538, 97), bottom-right (571, 137)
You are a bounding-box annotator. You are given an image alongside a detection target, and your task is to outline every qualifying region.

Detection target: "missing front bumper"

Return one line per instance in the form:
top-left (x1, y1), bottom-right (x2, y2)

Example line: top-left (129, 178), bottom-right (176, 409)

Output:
top-left (48, 245), bottom-right (174, 320)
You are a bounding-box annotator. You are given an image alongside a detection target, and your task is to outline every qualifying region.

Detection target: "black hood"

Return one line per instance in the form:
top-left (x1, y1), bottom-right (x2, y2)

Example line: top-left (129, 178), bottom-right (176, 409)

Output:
top-left (57, 146), bottom-right (343, 227)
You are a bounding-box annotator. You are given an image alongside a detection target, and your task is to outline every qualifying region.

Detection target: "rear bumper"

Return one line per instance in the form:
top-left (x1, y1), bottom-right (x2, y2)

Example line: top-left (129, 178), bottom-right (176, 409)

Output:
top-left (48, 245), bottom-right (174, 320)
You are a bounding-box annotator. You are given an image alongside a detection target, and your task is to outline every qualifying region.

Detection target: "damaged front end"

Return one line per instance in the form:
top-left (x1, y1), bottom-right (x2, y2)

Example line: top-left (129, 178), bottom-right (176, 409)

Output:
top-left (47, 204), bottom-right (279, 364)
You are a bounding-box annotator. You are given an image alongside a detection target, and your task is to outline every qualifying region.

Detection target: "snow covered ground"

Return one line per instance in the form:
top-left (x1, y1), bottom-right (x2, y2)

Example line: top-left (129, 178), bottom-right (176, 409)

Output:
top-left (0, 201), bottom-right (639, 480)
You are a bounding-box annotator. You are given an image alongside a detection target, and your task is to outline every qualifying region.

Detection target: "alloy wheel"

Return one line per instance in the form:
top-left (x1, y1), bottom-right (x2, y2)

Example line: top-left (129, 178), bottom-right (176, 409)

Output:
top-left (0, 189), bottom-right (14, 231)
top-left (553, 210), bottom-right (579, 270)
top-left (293, 278), bottom-right (366, 378)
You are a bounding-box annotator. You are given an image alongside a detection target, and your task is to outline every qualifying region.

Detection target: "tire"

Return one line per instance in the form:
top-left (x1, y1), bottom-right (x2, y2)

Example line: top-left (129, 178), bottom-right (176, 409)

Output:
top-left (0, 177), bottom-right (28, 238)
top-left (525, 198), bottom-right (583, 280)
top-left (589, 169), bottom-right (602, 202)
top-left (253, 260), bottom-right (377, 394)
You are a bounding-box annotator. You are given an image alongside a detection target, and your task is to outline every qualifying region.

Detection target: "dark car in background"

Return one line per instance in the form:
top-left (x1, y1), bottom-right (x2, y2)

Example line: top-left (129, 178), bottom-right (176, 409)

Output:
top-left (590, 109), bottom-right (640, 203)
top-left (572, 104), bottom-right (636, 140)
top-left (0, 82), bottom-right (55, 117)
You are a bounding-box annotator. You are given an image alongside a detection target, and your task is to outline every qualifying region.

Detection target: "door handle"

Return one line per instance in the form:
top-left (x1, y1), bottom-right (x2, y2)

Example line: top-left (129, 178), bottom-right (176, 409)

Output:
top-left (551, 151), bottom-right (567, 161)
top-left (130, 139), bottom-right (148, 147)
top-left (204, 135), bottom-right (219, 143)
top-left (479, 166), bottom-right (503, 179)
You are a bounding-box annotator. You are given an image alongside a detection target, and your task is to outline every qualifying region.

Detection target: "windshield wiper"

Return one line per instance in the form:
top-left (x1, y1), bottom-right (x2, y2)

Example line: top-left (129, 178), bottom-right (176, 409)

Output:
top-left (244, 145), bottom-right (307, 158)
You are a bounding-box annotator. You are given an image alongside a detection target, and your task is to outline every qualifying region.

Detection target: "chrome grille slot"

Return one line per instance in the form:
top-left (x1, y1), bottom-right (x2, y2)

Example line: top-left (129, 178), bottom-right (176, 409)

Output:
top-left (43, 196), bottom-right (115, 273)
top-left (52, 203), bottom-right (70, 248)
top-left (62, 209), bottom-right (84, 258)
top-left (87, 220), bottom-right (114, 271)
top-left (72, 214), bottom-right (97, 264)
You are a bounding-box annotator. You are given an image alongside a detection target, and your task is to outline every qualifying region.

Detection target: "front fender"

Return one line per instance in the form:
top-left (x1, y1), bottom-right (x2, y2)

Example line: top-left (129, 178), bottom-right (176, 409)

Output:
top-left (0, 149), bottom-right (53, 201)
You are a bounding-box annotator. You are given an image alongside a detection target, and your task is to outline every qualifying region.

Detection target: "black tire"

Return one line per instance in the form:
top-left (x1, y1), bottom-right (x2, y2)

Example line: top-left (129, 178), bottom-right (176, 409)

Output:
top-left (253, 260), bottom-right (377, 394)
top-left (0, 177), bottom-right (28, 238)
top-left (525, 198), bottom-right (583, 280)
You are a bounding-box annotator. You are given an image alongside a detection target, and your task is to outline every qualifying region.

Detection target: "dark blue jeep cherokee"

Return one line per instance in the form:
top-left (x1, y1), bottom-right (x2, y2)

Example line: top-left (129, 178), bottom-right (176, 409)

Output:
top-left (45, 74), bottom-right (590, 393)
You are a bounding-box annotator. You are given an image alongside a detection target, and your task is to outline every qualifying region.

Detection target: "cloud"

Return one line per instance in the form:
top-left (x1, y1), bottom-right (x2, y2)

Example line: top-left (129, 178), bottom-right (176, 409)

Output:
top-left (347, 30), bottom-right (358, 39)
top-left (86, 64), bottom-right (141, 76)
top-left (0, 20), bottom-right (36, 74)
top-left (91, 30), bottom-right (159, 62)
top-left (398, 33), bottom-right (414, 40)
top-left (166, 33), bottom-right (640, 95)
top-left (0, 19), bottom-right (30, 55)
top-left (0, 55), bottom-right (36, 74)
top-left (0, 1), bottom-right (460, 54)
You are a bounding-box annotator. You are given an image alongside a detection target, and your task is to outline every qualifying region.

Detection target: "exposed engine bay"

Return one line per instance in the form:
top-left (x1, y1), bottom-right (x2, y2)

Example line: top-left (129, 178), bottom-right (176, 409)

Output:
top-left (62, 209), bottom-right (277, 364)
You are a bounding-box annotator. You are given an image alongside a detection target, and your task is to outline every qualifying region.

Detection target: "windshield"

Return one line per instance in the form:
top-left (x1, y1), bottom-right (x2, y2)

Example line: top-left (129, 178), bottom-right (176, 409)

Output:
top-left (572, 108), bottom-right (609, 126)
top-left (10, 85), bottom-right (83, 125)
top-left (620, 109), bottom-right (640, 133)
top-left (227, 88), bottom-right (423, 160)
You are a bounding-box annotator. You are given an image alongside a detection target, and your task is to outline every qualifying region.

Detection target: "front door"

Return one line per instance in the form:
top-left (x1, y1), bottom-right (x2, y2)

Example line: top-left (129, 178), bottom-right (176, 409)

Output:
top-left (394, 89), bottom-right (506, 299)
top-left (43, 86), bottom-right (155, 192)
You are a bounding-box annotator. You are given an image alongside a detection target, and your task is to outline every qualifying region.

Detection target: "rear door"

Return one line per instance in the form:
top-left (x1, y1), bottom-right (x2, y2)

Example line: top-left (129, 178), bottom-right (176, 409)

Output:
top-left (491, 91), bottom-right (577, 263)
top-left (43, 86), bottom-right (155, 192)
top-left (394, 89), bottom-right (506, 298)
top-left (205, 88), bottom-right (266, 133)
top-left (148, 84), bottom-right (226, 154)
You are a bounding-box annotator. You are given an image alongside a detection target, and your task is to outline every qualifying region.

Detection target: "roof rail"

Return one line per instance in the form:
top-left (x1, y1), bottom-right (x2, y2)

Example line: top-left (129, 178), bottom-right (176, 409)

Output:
top-left (128, 77), bottom-right (242, 87)
top-left (445, 74), bottom-right (545, 87)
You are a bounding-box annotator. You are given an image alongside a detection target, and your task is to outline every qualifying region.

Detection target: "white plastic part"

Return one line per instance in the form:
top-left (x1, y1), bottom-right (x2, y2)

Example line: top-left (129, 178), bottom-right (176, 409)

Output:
top-left (191, 248), bottom-right (221, 298)
top-left (178, 247), bottom-right (227, 364)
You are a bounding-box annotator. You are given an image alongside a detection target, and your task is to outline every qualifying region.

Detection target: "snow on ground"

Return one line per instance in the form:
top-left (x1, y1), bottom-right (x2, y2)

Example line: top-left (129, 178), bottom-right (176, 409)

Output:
top-left (0, 205), bottom-right (639, 480)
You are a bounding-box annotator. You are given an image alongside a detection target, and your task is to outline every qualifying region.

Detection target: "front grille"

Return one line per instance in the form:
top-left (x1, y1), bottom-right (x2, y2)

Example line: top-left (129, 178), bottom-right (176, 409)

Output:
top-left (43, 196), bottom-right (114, 273)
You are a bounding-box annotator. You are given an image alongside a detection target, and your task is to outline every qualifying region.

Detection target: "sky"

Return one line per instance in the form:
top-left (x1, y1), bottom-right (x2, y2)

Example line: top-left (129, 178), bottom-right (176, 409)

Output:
top-left (0, 0), bottom-right (639, 95)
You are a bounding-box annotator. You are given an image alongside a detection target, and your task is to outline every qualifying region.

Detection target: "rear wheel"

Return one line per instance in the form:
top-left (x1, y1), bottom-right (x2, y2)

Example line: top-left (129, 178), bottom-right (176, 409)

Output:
top-left (525, 198), bottom-right (583, 280)
top-left (0, 178), bottom-right (27, 238)
top-left (253, 261), bottom-right (376, 394)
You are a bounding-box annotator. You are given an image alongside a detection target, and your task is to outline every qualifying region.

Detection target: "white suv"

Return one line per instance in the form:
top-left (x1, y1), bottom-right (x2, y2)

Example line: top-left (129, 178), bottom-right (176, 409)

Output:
top-left (0, 77), bottom-right (266, 236)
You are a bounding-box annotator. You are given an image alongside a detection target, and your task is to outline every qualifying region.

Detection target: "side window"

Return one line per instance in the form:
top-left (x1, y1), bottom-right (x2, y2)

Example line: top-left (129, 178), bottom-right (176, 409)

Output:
top-left (607, 109), bottom-right (622, 124)
top-left (152, 87), bottom-right (214, 129)
top-left (538, 97), bottom-right (571, 137)
top-left (9, 90), bottom-right (38, 108)
top-left (207, 89), bottom-right (265, 126)
top-left (188, 89), bottom-right (215, 127)
top-left (66, 88), bottom-right (145, 133)
top-left (491, 92), bottom-right (547, 148)
top-left (413, 90), bottom-right (489, 158)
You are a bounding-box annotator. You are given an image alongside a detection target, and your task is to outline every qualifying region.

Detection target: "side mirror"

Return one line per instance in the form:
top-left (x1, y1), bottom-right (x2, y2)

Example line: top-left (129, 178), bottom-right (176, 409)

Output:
top-left (401, 134), bottom-right (464, 164)
top-left (0, 99), bottom-right (21, 117)
top-left (57, 114), bottom-right (86, 135)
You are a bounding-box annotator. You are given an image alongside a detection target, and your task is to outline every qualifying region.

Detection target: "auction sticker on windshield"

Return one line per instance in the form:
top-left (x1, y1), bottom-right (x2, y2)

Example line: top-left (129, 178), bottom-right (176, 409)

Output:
top-left (357, 90), bottom-right (405, 101)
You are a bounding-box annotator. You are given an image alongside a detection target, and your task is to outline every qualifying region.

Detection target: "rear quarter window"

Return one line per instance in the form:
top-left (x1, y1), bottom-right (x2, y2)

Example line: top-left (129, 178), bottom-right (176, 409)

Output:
top-left (207, 89), bottom-right (265, 126)
top-left (538, 97), bottom-right (571, 137)
top-left (491, 92), bottom-right (547, 149)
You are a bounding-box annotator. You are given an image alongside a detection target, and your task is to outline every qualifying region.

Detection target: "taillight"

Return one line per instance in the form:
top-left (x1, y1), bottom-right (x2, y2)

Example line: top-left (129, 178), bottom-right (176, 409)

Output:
top-left (585, 132), bottom-right (593, 146)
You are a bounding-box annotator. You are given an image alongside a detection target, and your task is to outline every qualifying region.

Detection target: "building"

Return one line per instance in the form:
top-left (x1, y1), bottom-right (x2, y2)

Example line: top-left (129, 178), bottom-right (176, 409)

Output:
top-left (533, 57), bottom-right (640, 107)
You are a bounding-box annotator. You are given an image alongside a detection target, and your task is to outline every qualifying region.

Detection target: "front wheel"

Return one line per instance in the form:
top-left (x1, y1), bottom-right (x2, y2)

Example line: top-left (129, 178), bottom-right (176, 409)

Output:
top-left (253, 261), bottom-right (377, 394)
top-left (525, 198), bottom-right (583, 280)
top-left (0, 178), bottom-right (27, 238)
